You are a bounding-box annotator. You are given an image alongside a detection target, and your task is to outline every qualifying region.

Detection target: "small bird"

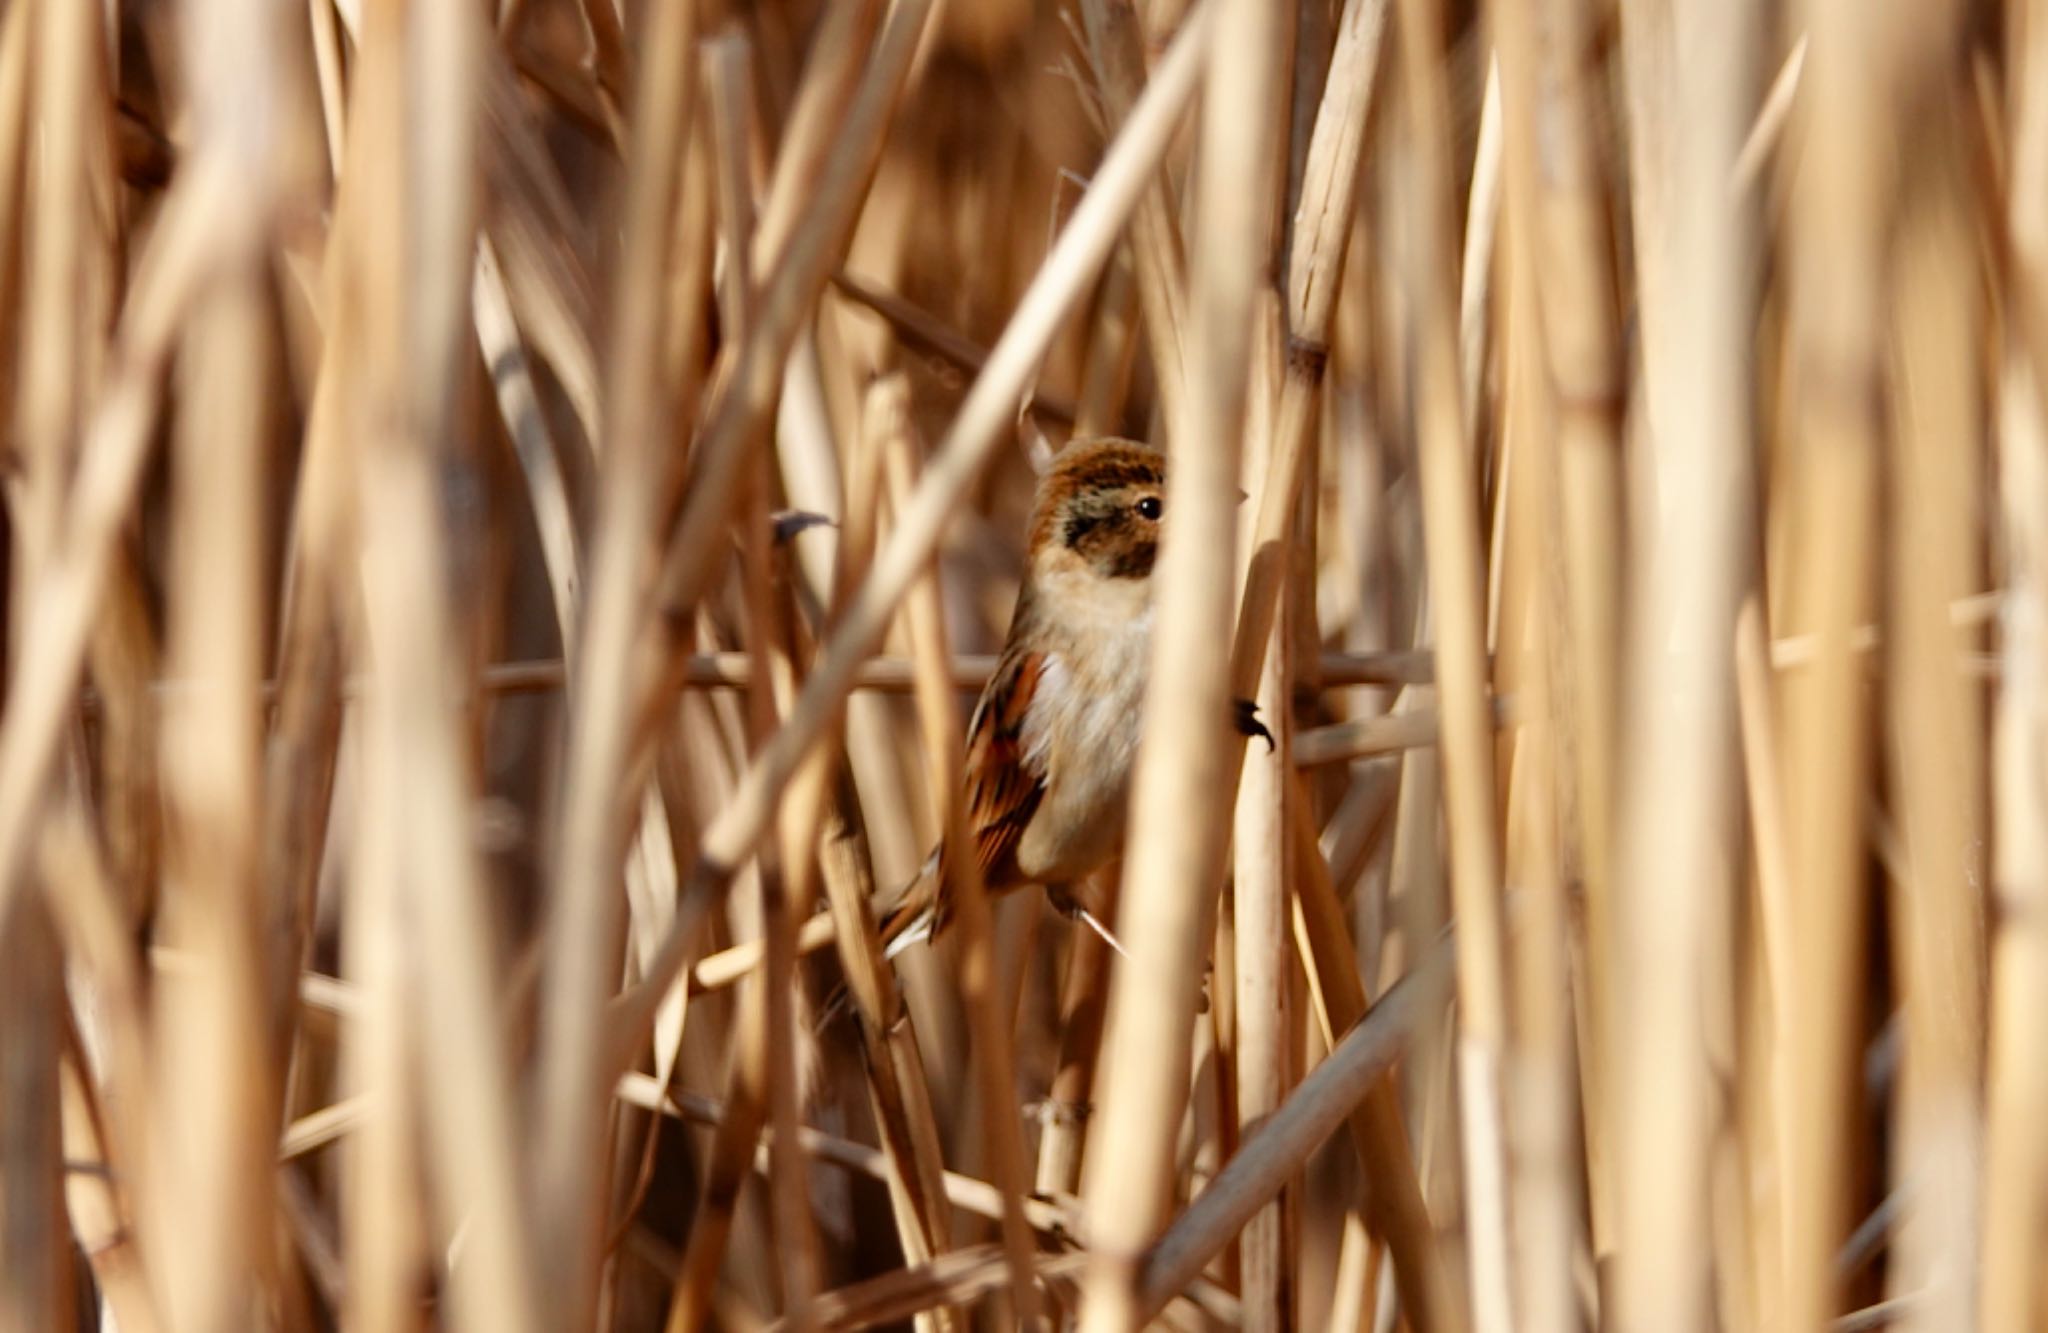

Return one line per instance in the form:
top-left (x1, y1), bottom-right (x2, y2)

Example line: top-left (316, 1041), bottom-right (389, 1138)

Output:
top-left (877, 437), bottom-right (1268, 956)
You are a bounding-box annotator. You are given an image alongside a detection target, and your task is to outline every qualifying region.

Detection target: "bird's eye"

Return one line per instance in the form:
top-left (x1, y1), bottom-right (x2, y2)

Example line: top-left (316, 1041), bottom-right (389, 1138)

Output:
top-left (1135, 495), bottom-right (1163, 521)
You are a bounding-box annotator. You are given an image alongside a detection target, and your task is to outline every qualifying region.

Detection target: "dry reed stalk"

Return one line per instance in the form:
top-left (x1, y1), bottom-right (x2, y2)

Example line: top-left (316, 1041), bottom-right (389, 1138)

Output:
top-left (0, 0), bottom-right (34, 456)
top-left (1601, 0), bottom-right (1757, 1328)
top-left (1775, 1), bottom-right (1910, 1326)
top-left (1880, 101), bottom-right (1989, 1333)
top-left (340, 4), bottom-right (541, 1331)
top-left (0, 902), bottom-right (65, 1330)
top-left (1228, 0), bottom-right (1389, 710)
top-left (1071, 250), bottom-right (1142, 437)
top-left (15, 0), bottom-right (103, 554)
top-left (1733, 597), bottom-right (1796, 1328)
top-left (1392, 0), bottom-right (1516, 1325)
top-left (1080, 0), bottom-right (1191, 445)
top-left (1459, 59), bottom-right (1503, 437)
top-left (258, 292), bottom-right (353, 1093)
top-left (665, 502), bottom-right (835, 1330)
top-left (0, 88), bottom-right (246, 991)
top-left (474, 234), bottom-right (581, 639)
top-left (143, 1), bottom-right (286, 1324)
top-left (1137, 936), bottom-right (1453, 1319)
top-left (663, 913), bottom-right (785, 1331)
top-left (1294, 698), bottom-right (1515, 768)
top-left (808, 383), bottom-right (956, 1273)
top-left (478, 83), bottom-right (605, 445)
top-left (56, 1038), bottom-right (158, 1333)
top-left (1732, 37), bottom-right (1809, 199)
top-left (1984, 8), bottom-right (2048, 1321)
top-left (884, 419), bottom-right (1043, 1328)
top-left (1216, 6), bottom-right (1405, 1306)
top-left (341, 643), bottom-right (428, 1333)
top-left (1284, 769), bottom-right (1459, 1333)
top-left (652, 0), bottom-right (928, 627)
top-left (745, 393), bottom-right (827, 1327)
top-left (37, 804), bottom-right (156, 1256)
top-left (1490, 111), bottom-right (1580, 1333)
top-left (1231, 508), bottom-right (1294, 1332)
top-left (308, 0), bottom-right (348, 172)
top-left (1075, 0), bottom-right (1278, 1327)
top-left (829, 271), bottom-right (1081, 427)
top-left (1491, 0), bottom-right (1625, 1274)
top-left (529, 0), bottom-right (703, 1309)
top-left (1982, 352), bottom-right (2048, 1333)
top-left (623, 3), bottom-right (1210, 1029)
top-left (1032, 875), bottom-right (1120, 1197)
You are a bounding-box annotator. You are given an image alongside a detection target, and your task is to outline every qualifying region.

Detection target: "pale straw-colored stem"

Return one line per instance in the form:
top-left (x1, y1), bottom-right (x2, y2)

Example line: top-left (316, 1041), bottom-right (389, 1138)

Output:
top-left (1772, 0), bottom-right (1914, 1325)
top-left (1077, 0), bottom-right (1280, 1326)
top-left (1392, 0), bottom-right (1515, 1324)
top-left (1983, 5), bottom-right (2048, 1319)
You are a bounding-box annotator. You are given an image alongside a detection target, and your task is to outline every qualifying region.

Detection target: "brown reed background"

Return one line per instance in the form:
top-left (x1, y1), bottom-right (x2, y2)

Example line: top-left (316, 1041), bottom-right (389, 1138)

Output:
top-left (0, 0), bottom-right (2029, 1328)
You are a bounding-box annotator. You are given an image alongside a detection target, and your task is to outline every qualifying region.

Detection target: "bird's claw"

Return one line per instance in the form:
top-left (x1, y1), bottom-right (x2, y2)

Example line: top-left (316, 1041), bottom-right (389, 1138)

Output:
top-left (770, 509), bottom-right (835, 545)
top-left (1233, 697), bottom-right (1275, 752)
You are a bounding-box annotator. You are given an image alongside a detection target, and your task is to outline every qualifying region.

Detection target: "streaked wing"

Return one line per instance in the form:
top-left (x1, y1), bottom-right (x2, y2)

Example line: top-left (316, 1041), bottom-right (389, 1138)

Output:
top-left (961, 648), bottom-right (1051, 888)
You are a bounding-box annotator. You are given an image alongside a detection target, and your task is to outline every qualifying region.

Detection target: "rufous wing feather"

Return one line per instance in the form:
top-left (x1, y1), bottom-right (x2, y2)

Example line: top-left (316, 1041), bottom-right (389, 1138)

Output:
top-left (893, 649), bottom-right (1050, 943)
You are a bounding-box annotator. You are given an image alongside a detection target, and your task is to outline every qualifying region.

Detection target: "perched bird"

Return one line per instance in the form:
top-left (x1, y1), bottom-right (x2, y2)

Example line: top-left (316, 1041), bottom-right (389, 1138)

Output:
top-left (877, 437), bottom-right (1267, 956)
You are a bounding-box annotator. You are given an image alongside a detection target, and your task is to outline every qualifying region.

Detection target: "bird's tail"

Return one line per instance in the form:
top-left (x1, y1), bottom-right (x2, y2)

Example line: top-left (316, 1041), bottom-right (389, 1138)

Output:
top-left (814, 850), bottom-right (942, 1031)
top-left (874, 846), bottom-right (946, 959)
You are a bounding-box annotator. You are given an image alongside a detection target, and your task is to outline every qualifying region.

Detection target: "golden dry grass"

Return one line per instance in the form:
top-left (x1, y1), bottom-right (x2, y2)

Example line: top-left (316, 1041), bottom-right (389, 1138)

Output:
top-left (0, 0), bottom-right (2032, 1330)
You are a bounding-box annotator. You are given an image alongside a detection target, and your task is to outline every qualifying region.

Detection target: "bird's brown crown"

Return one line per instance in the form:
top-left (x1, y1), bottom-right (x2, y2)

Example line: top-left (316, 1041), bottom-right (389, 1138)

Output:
top-left (1027, 438), bottom-right (1166, 581)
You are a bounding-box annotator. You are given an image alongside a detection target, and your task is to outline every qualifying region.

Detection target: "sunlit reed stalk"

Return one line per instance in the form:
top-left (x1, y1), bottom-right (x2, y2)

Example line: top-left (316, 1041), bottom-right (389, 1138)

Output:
top-left (1984, 8), bottom-right (2048, 1327)
top-left (1391, 0), bottom-right (1516, 1325)
top-left (1075, 1), bottom-right (1275, 1329)
top-left (1882, 94), bottom-right (1987, 1333)
top-left (145, 0), bottom-right (282, 1322)
top-left (1605, 0), bottom-right (1757, 1327)
top-left (1777, 2), bottom-right (1900, 1327)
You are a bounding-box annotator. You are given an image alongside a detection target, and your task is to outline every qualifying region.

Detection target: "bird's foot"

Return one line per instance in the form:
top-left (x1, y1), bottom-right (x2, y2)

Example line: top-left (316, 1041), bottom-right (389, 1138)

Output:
top-left (1234, 696), bottom-right (1275, 752)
